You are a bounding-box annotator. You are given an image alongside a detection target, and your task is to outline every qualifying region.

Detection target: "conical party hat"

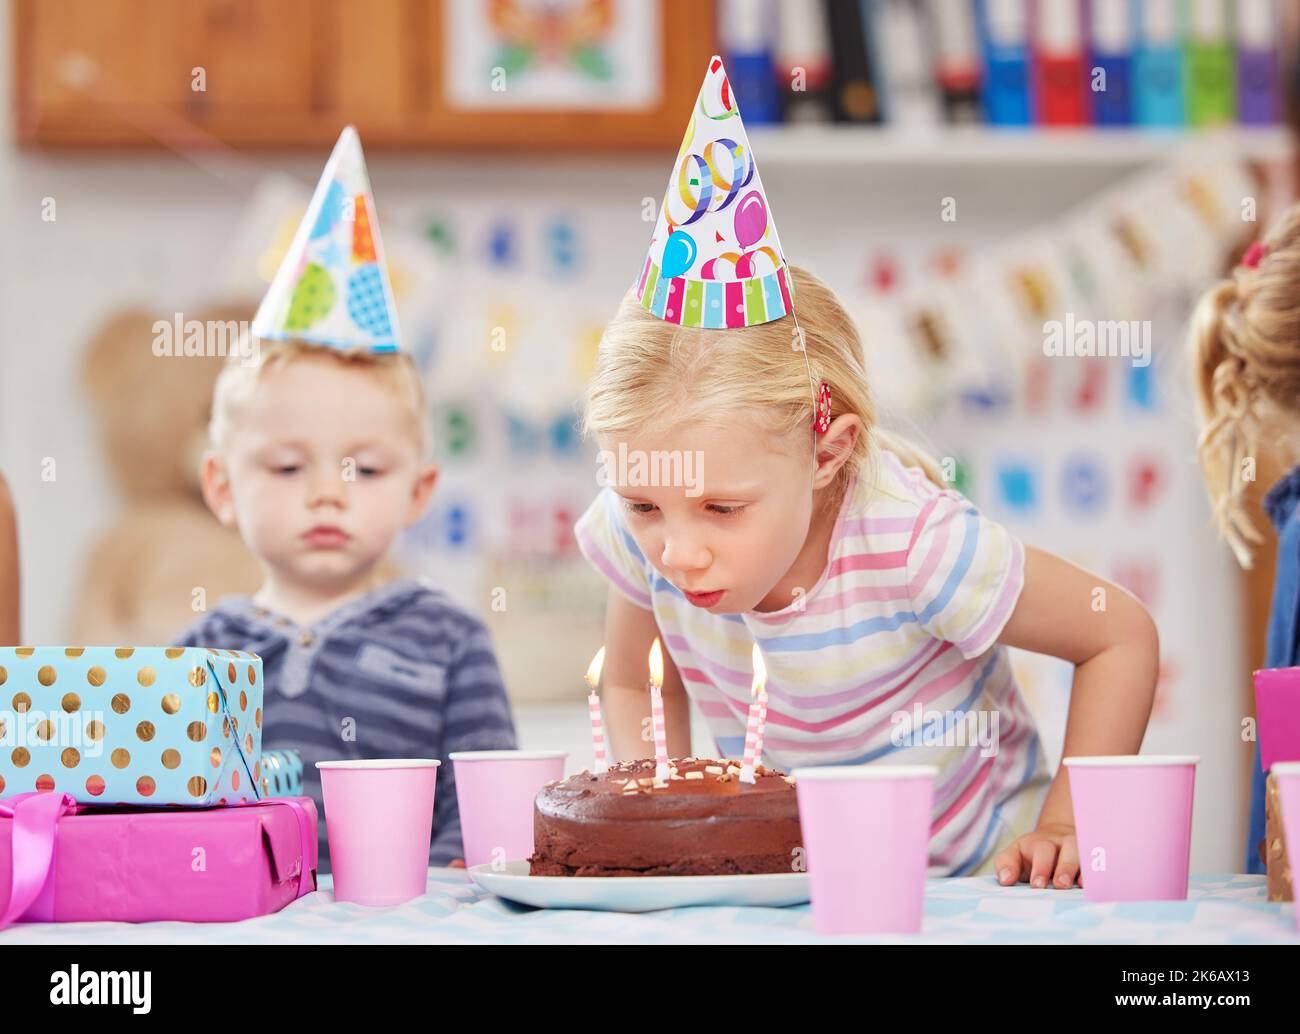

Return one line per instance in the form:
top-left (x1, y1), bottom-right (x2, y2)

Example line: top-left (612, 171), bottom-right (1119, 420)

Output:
top-left (251, 126), bottom-right (401, 351)
top-left (635, 55), bottom-right (794, 329)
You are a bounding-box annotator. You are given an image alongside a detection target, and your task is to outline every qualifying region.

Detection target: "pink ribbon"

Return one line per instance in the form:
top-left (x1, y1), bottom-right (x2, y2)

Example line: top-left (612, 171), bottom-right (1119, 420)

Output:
top-left (0, 793), bottom-right (317, 929)
top-left (235, 796), bottom-right (318, 901)
top-left (0, 792), bottom-right (76, 930)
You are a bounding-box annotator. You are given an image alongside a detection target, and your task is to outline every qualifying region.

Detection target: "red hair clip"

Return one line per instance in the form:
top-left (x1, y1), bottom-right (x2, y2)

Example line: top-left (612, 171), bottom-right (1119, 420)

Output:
top-left (814, 381), bottom-right (832, 435)
top-left (1241, 241), bottom-right (1267, 269)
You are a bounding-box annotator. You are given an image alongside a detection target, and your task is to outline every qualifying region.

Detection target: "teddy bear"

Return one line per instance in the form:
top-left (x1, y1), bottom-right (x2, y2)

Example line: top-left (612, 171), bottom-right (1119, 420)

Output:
top-left (71, 303), bottom-right (264, 645)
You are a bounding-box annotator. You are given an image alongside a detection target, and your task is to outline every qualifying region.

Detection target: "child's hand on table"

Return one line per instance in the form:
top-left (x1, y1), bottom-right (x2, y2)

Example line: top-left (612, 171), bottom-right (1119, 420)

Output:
top-left (993, 822), bottom-right (1080, 890)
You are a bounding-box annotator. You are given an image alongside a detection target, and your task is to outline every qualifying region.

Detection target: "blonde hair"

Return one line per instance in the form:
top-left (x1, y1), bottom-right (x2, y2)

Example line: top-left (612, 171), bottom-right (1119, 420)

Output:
top-left (1189, 207), bottom-right (1300, 568)
top-left (209, 337), bottom-right (431, 456)
top-left (582, 264), bottom-right (944, 511)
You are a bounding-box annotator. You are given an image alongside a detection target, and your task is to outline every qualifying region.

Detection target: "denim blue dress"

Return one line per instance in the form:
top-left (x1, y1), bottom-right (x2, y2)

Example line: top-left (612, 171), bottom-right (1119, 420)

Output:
top-left (1246, 464), bottom-right (1300, 873)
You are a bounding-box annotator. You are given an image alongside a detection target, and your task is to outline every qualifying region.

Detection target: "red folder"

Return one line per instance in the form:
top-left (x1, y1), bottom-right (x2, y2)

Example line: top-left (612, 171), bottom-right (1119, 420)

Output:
top-left (1033, 0), bottom-right (1088, 124)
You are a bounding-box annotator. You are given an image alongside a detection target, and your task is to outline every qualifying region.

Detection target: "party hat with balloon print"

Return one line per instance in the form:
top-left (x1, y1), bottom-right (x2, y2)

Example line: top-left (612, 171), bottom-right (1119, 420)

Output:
top-left (634, 55), bottom-right (794, 329)
top-left (252, 126), bottom-right (401, 351)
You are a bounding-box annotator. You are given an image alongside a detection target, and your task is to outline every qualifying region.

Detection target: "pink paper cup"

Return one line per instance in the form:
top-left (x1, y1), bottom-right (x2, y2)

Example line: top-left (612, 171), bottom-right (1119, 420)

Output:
top-left (449, 750), bottom-right (568, 869)
top-left (315, 759), bottom-right (441, 907)
top-left (1274, 761), bottom-right (1300, 936)
top-left (1063, 755), bottom-right (1198, 902)
top-left (792, 764), bottom-right (937, 936)
top-left (1254, 667), bottom-right (1300, 772)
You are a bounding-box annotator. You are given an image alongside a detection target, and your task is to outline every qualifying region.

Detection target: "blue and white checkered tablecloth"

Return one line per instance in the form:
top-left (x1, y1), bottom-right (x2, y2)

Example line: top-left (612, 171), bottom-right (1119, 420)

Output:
top-left (2, 871), bottom-right (1297, 944)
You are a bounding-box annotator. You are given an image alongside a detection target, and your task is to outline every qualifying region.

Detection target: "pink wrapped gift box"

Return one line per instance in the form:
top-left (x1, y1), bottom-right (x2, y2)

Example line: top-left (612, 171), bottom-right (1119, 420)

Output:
top-left (0, 792), bottom-right (317, 925)
top-left (1255, 667), bottom-right (1300, 771)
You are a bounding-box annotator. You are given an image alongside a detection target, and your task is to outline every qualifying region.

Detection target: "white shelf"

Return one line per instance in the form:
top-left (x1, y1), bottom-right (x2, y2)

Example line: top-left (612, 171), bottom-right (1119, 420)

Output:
top-left (746, 124), bottom-right (1294, 167)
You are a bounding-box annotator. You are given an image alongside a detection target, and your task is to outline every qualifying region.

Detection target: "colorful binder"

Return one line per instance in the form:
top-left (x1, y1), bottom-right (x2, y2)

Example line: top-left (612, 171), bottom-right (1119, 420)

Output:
top-left (719, 0), bottom-right (782, 125)
top-left (776, 0), bottom-right (834, 122)
top-left (1184, 0), bottom-right (1236, 126)
top-left (1235, 0), bottom-right (1280, 124)
top-left (1087, 0), bottom-right (1134, 125)
top-left (976, 0), bottom-right (1033, 125)
top-left (924, 0), bottom-right (983, 123)
top-left (1032, 0), bottom-right (1088, 125)
top-left (1132, 0), bottom-right (1185, 125)
top-left (872, 0), bottom-right (942, 125)
top-left (824, 0), bottom-right (884, 121)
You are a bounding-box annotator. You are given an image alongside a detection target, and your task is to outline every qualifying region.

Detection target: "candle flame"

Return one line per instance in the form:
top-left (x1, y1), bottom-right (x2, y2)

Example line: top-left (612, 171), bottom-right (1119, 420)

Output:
top-left (586, 646), bottom-right (606, 690)
top-left (648, 637), bottom-right (663, 690)
top-left (751, 643), bottom-right (766, 698)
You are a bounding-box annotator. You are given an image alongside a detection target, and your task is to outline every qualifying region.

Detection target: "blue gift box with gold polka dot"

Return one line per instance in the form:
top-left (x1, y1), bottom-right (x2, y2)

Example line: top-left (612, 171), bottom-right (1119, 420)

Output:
top-left (259, 749), bottom-right (303, 798)
top-left (0, 646), bottom-right (263, 806)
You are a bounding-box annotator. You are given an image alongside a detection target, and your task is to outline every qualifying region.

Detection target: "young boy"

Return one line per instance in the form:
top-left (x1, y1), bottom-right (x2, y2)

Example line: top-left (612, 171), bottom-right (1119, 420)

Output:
top-left (173, 340), bottom-right (517, 872)
top-left (175, 127), bottom-right (516, 872)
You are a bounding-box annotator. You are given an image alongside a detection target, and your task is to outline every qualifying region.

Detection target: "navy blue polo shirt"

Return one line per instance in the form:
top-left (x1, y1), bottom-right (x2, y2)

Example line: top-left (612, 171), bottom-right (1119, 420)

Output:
top-left (173, 578), bottom-right (517, 873)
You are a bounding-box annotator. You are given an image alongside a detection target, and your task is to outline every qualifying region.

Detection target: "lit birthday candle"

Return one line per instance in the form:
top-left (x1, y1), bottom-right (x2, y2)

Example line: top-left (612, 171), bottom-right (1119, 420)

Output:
top-left (740, 643), bottom-right (768, 784)
top-left (586, 646), bottom-right (607, 774)
top-left (648, 637), bottom-right (670, 782)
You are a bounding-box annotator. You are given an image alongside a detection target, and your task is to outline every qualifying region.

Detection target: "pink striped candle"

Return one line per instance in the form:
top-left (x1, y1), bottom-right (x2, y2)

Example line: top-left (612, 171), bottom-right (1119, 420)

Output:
top-left (586, 646), bottom-right (607, 774)
top-left (648, 638), bottom-right (670, 782)
top-left (740, 643), bottom-right (768, 784)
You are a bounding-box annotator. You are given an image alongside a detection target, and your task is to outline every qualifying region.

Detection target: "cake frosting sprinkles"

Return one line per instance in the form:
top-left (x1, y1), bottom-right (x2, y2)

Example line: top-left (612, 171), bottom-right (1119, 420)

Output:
top-left (528, 757), bottom-right (803, 877)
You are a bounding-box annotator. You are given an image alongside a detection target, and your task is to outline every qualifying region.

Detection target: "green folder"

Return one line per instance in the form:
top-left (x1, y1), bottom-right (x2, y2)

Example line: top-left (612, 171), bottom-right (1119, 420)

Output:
top-left (1183, 0), bottom-right (1236, 126)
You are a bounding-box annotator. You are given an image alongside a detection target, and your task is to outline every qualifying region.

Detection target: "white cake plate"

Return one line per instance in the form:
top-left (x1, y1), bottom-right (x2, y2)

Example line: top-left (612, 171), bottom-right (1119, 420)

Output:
top-left (467, 859), bottom-right (810, 912)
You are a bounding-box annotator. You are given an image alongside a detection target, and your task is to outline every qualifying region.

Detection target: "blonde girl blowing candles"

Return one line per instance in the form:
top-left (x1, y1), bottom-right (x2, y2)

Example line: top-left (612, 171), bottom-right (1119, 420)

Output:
top-left (574, 56), bottom-right (1159, 887)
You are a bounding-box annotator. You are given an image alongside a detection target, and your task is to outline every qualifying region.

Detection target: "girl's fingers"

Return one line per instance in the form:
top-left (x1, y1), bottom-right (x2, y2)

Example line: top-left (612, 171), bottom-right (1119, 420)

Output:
top-left (993, 844), bottom-right (1025, 885)
top-left (1028, 840), bottom-right (1058, 889)
top-left (994, 832), bottom-right (1081, 888)
top-left (1054, 836), bottom-right (1081, 888)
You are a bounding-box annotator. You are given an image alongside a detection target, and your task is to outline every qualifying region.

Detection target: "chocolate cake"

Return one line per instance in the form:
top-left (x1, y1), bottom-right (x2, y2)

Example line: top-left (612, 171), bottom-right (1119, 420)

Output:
top-left (528, 757), bottom-right (802, 877)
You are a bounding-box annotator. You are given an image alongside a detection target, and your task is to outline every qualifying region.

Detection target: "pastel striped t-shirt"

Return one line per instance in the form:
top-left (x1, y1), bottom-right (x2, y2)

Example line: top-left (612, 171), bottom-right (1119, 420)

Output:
top-left (574, 449), bottom-right (1052, 878)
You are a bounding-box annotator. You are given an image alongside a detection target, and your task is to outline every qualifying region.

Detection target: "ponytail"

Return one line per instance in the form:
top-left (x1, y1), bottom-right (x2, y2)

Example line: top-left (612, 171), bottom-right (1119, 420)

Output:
top-left (1187, 203), bottom-right (1300, 568)
top-left (1190, 279), bottom-right (1264, 567)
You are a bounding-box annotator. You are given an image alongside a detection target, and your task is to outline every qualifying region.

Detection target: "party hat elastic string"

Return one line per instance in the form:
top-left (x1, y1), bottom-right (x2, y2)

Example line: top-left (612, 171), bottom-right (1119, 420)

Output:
top-left (634, 54), bottom-right (826, 447)
top-left (791, 305), bottom-right (832, 446)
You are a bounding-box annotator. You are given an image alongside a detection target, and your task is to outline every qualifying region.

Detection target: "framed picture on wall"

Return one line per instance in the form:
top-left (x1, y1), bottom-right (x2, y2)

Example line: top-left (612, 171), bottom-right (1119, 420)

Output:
top-left (444, 0), bottom-right (662, 109)
top-left (14, 0), bottom-right (716, 150)
top-left (429, 0), bottom-right (716, 149)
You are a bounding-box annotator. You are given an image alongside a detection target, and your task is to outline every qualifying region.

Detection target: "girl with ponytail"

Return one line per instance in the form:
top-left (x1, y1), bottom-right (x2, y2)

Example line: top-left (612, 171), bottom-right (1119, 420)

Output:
top-left (1189, 209), bottom-right (1300, 874)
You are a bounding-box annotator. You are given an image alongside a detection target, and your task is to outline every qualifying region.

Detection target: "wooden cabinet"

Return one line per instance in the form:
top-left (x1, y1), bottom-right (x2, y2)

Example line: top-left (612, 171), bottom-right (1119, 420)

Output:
top-left (16, 0), bottom-right (330, 144)
top-left (12, 0), bottom-right (713, 150)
